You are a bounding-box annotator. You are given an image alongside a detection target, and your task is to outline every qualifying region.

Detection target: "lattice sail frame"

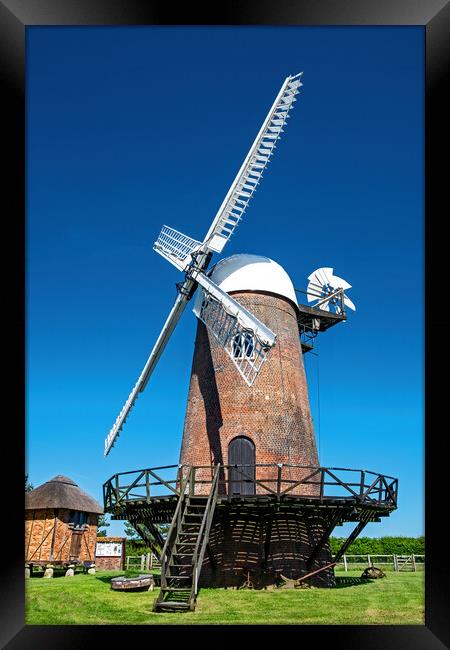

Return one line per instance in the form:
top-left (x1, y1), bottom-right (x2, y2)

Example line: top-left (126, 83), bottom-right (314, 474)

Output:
top-left (201, 73), bottom-right (303, 254)
top-left (154, 225), bottom-right (202, 271)
top-left (194, 285), bottom-right (273, 386)
top-left (153, 73), bottom-right (303, 267)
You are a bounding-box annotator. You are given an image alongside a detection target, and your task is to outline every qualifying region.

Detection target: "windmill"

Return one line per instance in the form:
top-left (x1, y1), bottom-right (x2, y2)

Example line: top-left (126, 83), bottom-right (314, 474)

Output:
top-left (102, 73), bottom-right (398, 612)
top-left (104, 72), bottom-right (304, 457)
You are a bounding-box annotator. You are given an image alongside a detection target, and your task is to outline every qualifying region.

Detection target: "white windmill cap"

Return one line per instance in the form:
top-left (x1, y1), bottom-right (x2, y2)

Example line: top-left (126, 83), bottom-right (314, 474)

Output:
top-left (207, 254), bottom-right (299, 308)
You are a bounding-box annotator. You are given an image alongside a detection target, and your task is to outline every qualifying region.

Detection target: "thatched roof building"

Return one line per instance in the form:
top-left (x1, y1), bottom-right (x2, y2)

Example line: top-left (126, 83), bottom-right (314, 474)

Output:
top-left (25, 475), bottom-right (103, 566)
top-left (25, 475), bottom-right (103, 513)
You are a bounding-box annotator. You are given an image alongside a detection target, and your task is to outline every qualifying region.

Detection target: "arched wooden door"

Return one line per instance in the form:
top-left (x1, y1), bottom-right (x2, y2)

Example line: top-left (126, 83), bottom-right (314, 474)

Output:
top-left (228, 436), bottom-right (256, 495)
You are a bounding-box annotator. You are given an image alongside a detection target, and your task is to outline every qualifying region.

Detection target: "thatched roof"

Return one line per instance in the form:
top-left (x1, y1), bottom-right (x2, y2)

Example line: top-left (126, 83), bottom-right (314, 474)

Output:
top-left (25, 475), bottom-right (103, 514)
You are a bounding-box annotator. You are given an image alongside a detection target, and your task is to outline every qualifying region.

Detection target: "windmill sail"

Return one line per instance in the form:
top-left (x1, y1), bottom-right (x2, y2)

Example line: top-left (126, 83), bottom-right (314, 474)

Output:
top-left (153, 225), bottom-right (202, 271)
top-left (192, 271), bottom-right (276, 386)
top-left (104, 73), bottom-right (303, 455)
top-left (202, 73), bottom-right (303, 254)
top-left (104, 291), bottom-right (191, 456)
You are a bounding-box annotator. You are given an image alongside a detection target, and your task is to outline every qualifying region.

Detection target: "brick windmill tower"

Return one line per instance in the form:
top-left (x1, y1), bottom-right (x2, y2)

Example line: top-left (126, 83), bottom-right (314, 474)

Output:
top-left (180, 254), bottom-right (320, 483)
top-left (103, 74), bottom-right (398, 611)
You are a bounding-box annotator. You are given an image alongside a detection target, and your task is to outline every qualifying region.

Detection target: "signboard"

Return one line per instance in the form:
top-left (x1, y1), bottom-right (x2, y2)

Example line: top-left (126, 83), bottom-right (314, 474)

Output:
top-left (96, 542), bottom-right (122, 557)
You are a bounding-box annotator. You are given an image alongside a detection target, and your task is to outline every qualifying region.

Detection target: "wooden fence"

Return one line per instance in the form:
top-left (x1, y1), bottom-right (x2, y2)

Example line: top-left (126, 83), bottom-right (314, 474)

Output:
top-left (125, 553), bottom-right (161, 571)
top-left (124, 552), bottom-right (423, 572)
top-left (336, 554), bottom-right (425, 572)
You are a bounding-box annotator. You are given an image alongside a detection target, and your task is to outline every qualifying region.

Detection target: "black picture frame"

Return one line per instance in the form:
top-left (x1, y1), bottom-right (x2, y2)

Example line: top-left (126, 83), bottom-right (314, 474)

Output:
top-left (1, 1), bottom-right (448, 647)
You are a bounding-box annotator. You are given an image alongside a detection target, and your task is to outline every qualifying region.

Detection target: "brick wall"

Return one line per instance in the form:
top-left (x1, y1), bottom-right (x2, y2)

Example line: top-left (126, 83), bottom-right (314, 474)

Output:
top-left (180, 291), bottom-right (319, 495)
top-left (25, 509), bottom-right (98, 564)
top-left (95, 556), bottom-right (124, 570)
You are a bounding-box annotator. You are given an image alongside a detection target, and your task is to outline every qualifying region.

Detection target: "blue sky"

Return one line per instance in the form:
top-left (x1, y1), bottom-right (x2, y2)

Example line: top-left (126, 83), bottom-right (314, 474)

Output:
top-left (26, 26), bottom-right (424, 538)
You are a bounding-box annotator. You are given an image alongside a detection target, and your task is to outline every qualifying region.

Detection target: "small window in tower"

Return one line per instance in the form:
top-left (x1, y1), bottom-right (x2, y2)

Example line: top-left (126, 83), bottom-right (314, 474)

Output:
top-left (70, 511), bottom-right (87, 528)
top-left (232, 332), bottom-right (255, 360)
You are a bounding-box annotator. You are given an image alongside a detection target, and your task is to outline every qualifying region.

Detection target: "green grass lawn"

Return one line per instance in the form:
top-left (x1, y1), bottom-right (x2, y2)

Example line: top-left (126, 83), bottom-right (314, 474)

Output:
top-left (26, 569), bottom-right (424, 625)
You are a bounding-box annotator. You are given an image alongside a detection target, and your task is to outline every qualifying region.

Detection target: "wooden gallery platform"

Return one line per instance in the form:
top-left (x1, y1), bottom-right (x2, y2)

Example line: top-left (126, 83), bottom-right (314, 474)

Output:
top-left (104, 464), bottom-right (398, 589)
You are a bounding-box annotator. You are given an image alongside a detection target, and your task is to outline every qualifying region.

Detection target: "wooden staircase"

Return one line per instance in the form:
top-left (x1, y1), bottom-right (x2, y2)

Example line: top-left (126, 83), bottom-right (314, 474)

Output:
top-left (153, 465), bottom-right (219, 612)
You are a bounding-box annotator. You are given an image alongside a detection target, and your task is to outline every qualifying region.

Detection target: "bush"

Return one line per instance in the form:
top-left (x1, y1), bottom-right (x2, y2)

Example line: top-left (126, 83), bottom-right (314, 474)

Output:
top-left (126, 540), bottom-right (155, 556)
top-left (125, 536), bottom-right (425, 559)
top-left (329, 536), bottom-right (424, 556)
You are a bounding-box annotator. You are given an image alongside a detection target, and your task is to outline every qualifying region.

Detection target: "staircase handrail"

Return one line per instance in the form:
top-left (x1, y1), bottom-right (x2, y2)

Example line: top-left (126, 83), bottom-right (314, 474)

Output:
top-left (159, 468), bottom-right (190, 590)
top-left (191, 464), bottom-right (220, 595)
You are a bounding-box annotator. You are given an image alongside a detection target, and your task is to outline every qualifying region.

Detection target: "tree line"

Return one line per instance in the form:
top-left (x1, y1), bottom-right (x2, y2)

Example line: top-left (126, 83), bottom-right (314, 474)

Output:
top-left (125, 533), bottom-right (425, 557)
top-left (329, 536), bottom-right (424, 555)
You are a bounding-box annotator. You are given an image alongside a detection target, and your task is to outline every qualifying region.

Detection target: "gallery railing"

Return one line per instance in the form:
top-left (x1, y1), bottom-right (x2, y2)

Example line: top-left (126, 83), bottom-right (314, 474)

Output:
top-left (103, 464), bottom-right (398, 511)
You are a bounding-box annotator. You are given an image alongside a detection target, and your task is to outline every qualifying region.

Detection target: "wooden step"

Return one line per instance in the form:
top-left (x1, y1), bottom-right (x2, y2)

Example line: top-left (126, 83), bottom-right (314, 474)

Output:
top-left (177, 531), bottom-right (199, 536)
top-left (154, 602), bottom-right (190, 611)
top-left (154, 602), bottom-right (190, 612)
top-left (171, 551), bottom-right (195, 555)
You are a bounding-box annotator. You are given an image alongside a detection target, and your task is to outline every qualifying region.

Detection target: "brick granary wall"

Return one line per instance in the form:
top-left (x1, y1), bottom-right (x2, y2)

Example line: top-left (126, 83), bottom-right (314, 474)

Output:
top-left (180, 291), bottom-right (320, 496)
top-left (25, 509), bottom-right (98, 564)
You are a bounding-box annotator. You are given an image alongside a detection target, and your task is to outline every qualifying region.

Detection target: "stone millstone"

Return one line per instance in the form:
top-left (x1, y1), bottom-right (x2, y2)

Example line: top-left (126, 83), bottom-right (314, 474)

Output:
top-left (111, 575), bottom-right (155, 591)
top-left (361, 566), bottom-right (386, 579)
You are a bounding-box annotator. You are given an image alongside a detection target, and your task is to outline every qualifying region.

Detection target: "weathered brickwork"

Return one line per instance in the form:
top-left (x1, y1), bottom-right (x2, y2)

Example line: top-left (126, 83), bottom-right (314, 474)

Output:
top-left (180, 291), bottom-right (319, 495)
top-left (95, 556), bottom-right (123, 570)
top-left (25, 509), bottom-right (98, 564)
